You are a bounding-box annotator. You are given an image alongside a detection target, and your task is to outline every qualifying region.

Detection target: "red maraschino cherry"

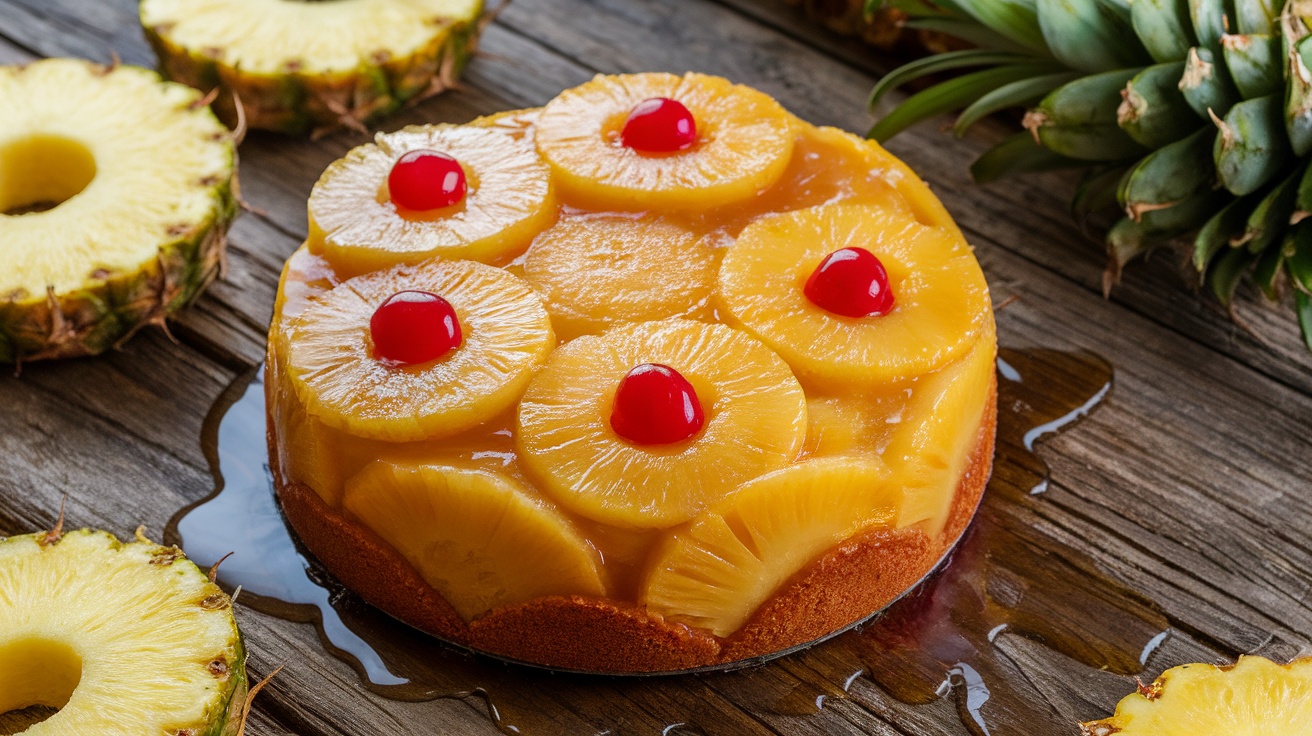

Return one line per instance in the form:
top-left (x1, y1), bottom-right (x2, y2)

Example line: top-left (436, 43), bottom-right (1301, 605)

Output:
top-left (620, 97), bottom-right (697, 153)
top-left (804, 247), bottom-right (895, 318)
top-left (610, 363), bottom-right (705, 445)
top-left (387, 150), bottom-right (467, 211)
top-left (369, 291), bottom-right (462, 365)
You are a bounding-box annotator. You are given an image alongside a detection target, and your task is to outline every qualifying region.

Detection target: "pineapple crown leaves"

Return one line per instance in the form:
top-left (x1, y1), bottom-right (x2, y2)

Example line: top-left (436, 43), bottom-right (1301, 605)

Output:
top-left (866, 0), bottom-right (1312, 349)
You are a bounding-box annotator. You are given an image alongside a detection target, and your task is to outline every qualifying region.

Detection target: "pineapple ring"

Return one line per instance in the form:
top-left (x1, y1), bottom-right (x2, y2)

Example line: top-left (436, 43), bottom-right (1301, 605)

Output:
top-left (0, 529), bottom-right (245, 734)
top-left (140, 0), bottom-right (483, 135)
top-left (534, 72), bottom-right (795, 211)
top-left (517, 319), bottom-right (808, 529)
top-left (523, 212), bottom-right (718, 341)
top-left (285, 259), bottom-right (554, 443)
top-left (642, 457), bottom-right (900, 637)
top-left (1083, 656), bottom-right (1312, 735)
top-left (308, 124), bottom-right (557, 276)
top-left (343, 461), bottom-right (606, 621)
top-left (718, 202), bottom-right (992, 387)
top-left (0, 58), bottom-right (235, 364)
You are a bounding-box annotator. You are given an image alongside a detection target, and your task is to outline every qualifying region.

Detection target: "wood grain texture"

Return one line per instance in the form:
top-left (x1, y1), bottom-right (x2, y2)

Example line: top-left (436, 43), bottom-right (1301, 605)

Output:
top-left (1, 1), bottom-right (1311, 734)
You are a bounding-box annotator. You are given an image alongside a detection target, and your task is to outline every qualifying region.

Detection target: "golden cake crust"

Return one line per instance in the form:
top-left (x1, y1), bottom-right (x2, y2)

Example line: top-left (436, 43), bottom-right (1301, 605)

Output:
top-left (269, 377), bottom-right (996, 673)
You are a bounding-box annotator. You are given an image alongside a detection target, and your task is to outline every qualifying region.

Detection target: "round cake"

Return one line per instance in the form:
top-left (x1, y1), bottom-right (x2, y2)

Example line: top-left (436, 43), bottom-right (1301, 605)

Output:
top-left (266, 72), bottom-right (996, 673)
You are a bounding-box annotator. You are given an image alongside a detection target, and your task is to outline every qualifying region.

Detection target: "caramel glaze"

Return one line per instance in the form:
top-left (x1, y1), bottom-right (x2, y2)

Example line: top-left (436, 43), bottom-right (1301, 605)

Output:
top-left (271, 378), bottom-right (996, 673)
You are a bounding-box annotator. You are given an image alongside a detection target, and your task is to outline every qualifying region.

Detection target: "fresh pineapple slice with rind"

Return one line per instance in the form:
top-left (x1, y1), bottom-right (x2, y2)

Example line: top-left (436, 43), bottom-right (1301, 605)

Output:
top-left (717, 202), bottom-right (991, 387)
top-left (1081, 656), bottom-right (1312, 736)
top-left (308, 124), bottom-right (556, 276)
top-left (641, 457), bottom-right (899, 637)
top-left (0, 529), bottom-right (245, 735)
top-left (517, 319), bottom-right (807, 529)
top-left (535, 72), bottom-right (795, 211)
top-left (523, 212), bottom-right (718, 340)
top-left (0, 58), bottom-right (235, 363)
top-left (885, 326), bottom-right (996, 538)
top-left (342, 461), bottom-right (606, 621)
top-left (284, 259), bottom-right (554, 442)
top-left (140, 0), bottom-right (484, 135)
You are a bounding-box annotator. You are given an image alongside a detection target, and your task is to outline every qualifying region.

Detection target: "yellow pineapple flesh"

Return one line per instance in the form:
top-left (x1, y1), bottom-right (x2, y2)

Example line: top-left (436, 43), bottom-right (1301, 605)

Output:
top-left (342, 461), bottom-right (606, 620)
top-left (884, 326), bottom-right (996, 538)
top-left (308, 124), bottom-right (557, 277)
top-left (284, 259), bottom-right (554, 442)
top-left (718, 202), bottom-right (992, 388)
top-left (534, 72), bottom-right (794, 211)
top-left (641, 457), bottom-right (899, 637)
top-left (516, 319), bottom-right (808, 529)
top-left (1082, 656), bottom-right (1312, 736)
top-left (0, 529), bottom-right (245, 735)
top-left (523, 212), bottom-right (718, 340)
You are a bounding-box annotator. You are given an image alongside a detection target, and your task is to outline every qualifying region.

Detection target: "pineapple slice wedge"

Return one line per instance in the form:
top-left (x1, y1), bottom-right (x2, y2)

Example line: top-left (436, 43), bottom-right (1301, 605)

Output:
top-left (885, 326), bottom-right (997, 538)
top-left (343, 461), bottom-right (606, 621)
top-left (308, 124), bottom-right (557, 277)
top-left (0, 529), bottom-right (245, 734)
top-left (0, 58), bottom-right (236, 363)
top-left (535, 72), bottom-right (795, 211)
top-left (1082, 656), bottom-right (1312, 735)
top-left (523, 212), bottom-right (718, 341)
top-left (140, 0), bottom-right (484, 135)
top-left (284, 259), bottom-right (554, 442)
top-left (517, 319), bottom-right (807, 529)
top-left (717, 202), bottom-right (991, 388)
top-left (642, 457), bottom-right (899, 637)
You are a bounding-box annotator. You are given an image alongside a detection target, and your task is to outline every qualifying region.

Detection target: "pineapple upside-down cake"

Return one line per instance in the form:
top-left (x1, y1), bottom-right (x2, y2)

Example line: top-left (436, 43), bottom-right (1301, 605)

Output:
top-left (267, 72), bottom-right (997, 672)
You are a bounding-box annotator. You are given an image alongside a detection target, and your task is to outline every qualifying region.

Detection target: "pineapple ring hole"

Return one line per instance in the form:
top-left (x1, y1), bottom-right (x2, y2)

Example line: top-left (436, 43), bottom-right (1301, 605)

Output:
top-left (0, 638), bottom-right (83, 729)
top-left (0, 134), bottom-right (97, 216)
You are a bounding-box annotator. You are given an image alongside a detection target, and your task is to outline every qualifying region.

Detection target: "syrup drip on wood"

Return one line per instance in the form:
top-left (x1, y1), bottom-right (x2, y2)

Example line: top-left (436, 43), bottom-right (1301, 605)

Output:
top-left (169, 347), bottom-right (1165, 735)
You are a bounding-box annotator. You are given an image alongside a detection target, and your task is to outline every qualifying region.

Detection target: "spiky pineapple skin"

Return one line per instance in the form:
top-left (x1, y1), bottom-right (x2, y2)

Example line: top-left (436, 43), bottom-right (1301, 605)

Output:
top-left (142, 13), bottom-right (481, 136)
top-left (0, 61), bottom-right (238, 365)
top-left (0, 180), bottom-right (235, 364)
top-left (0, 529), bottom-right (247, 735)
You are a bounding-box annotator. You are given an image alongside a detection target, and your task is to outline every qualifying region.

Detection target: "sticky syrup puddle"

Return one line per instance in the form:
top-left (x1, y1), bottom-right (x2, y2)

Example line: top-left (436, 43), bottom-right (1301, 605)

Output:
top-left (167, 348), bottom-right (1167, 735)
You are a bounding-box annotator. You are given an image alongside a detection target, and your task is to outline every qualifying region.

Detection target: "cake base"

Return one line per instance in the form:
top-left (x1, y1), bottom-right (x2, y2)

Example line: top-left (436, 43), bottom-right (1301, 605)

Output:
top-left (272, 382), bottom-right (996, 673)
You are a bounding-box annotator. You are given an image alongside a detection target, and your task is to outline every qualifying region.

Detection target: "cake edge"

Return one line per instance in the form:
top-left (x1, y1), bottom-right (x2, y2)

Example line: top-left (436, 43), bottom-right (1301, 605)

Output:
top-left (269, 376), bottom-right (997, 673)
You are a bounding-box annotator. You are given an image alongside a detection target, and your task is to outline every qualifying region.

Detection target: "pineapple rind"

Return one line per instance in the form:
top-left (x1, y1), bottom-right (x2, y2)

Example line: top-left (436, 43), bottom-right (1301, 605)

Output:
top-left (0, 529), bottom-right (245, 735)
top-left (141, 1), bottom-right (483, 135)
top-left (0, 60), bottom-right (237, 363)
top-left (1082, 656), bottom-right (1312, 736)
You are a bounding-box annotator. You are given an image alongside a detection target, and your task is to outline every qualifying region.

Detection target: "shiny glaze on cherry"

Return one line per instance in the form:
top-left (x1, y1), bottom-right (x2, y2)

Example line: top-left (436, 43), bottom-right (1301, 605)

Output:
top-left (621, 97), bottom-right (697, 153)
top-left (805, 247), bottom-right (894, 318)
top-left (369, 290), bottom-right (462, 366)
top-left (388, 149), bottom-right (467, 211)
top-left (609, 363), bottom-right (705, 445)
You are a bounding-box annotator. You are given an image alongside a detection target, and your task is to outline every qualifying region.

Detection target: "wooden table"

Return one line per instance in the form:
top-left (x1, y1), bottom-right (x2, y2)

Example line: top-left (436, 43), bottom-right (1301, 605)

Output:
top-left (3, 1), bottom-right (1312, 734)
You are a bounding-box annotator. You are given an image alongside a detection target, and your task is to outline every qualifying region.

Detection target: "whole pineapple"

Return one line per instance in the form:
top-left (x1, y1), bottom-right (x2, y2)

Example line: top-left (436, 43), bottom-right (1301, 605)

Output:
top-left (867, 0), bottom-right (1312, 348)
